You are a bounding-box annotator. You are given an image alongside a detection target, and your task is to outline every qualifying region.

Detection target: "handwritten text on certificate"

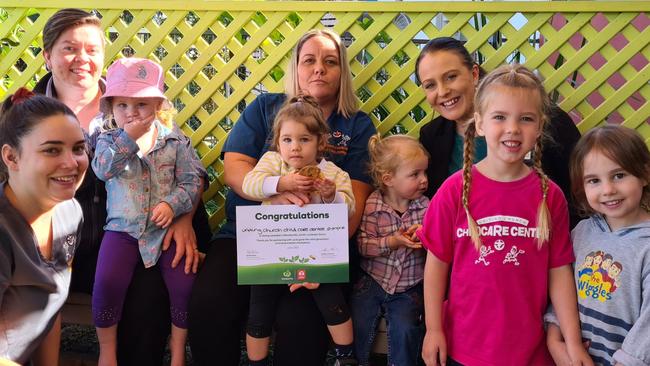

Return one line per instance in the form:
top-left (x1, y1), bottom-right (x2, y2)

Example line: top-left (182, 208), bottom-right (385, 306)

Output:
top-left (236, 204), bottom-right (348, 285)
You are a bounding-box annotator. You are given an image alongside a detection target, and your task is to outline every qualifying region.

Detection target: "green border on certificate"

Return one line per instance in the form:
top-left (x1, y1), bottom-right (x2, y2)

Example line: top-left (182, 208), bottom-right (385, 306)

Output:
top-left (236, 204), bottom-right (349, 285)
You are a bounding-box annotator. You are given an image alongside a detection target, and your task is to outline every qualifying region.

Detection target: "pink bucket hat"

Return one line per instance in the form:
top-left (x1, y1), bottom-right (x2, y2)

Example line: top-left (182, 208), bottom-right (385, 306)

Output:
top-left (100, 58), bottom-right (170, 113)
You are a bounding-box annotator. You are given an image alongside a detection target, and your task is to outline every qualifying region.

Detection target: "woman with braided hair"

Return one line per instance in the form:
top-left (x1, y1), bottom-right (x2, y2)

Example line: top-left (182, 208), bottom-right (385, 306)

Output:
top-left (415, 37), bottom-right (581, 227)
top-left (417, 65), bottom-right (593, 366)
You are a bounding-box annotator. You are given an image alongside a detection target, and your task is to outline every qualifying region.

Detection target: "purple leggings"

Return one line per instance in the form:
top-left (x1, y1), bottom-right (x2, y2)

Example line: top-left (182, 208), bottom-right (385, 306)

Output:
top-left (92, 231), bottom-right (195, 328)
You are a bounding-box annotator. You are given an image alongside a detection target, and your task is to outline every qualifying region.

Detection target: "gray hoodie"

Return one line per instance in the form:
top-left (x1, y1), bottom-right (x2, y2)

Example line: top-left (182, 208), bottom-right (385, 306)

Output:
top-left (570, 215), bottom-right (650, 366)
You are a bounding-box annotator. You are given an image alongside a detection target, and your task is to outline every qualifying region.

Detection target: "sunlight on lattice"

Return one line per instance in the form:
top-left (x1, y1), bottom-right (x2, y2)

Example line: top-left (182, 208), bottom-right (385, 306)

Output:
top-left (1, 3), bottom-right (648, 229)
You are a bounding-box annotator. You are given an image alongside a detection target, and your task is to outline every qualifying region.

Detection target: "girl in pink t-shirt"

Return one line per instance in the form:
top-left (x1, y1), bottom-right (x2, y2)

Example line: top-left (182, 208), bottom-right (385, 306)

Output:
top-left (418, 65), bottom-right (592, 366)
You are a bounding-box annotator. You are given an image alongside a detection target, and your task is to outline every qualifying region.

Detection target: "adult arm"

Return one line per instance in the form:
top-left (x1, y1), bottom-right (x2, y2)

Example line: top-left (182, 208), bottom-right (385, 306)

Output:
top-left (224, 152), bottom-right (260, 201)
top-left (31, 313), bottom-right (61, 366)
top-left (163, 132), bottom-right (210, 273)
top-left (162, 179), bottom-right (204, 274)
top-left (613, 264), bottom-right (650, 366)
top-left (349, 180), bottom-right (372, 237)
top-left (222, 94), bottom-right (277, 200)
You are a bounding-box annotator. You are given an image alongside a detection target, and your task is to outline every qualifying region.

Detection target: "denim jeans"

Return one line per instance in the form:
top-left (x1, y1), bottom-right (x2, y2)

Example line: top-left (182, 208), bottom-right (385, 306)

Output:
top-left (350, 273), bottom-right (424, 366)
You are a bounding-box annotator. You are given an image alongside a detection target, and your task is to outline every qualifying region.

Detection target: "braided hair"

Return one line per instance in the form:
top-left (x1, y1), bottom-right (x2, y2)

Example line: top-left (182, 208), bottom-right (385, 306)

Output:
top-left (462, 64), bottom-right (551, 250)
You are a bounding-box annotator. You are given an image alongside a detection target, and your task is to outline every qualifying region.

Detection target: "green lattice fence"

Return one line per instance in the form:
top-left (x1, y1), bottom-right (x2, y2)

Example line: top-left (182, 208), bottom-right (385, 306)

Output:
top-left (1, 1), bottom-right (649, 229)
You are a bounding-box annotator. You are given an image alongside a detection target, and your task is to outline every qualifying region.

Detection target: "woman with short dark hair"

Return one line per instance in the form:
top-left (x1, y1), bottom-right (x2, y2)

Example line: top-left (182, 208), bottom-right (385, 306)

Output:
top-left (32, 8), bottom-right (211, 365)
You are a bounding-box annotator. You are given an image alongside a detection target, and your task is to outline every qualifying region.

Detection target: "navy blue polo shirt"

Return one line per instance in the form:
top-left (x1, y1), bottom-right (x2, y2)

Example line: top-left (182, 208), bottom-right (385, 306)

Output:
top-left (218, 93), bottom-right (376, 238)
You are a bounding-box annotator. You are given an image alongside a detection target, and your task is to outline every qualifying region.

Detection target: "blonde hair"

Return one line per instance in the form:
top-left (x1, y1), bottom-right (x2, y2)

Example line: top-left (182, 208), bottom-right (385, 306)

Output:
top-left (100, 97), bottom-right (176, 131)
top-left (463, 64), bottom-right (551, 250)
top-left (284, 29), bottom-right (358, 119)
top-left (270, 94), bottom-right (330, 156)
top-left (367, 133), bottom-right (429, 192)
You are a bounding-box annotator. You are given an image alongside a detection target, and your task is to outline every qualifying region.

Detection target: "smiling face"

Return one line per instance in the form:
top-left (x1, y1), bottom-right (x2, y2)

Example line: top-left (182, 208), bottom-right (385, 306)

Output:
top-left (277, 119), bottom-right (323, 170)
top-left (296, 35), bottom-right (341, 107)
top-left (2, 114), bottom-right (88, 211)
top-left (43, 24), bottom-right (104, 91)
top-left (475, 85), bottom-right (542, 178)
top-left (418, 50), bottom-right (479, 123)
top-left (582, 149), bottom-right (650, 230)
top-left (608, 263), bottom-right (622, 279)
top-left (111, 97), bottom-right (161, 128)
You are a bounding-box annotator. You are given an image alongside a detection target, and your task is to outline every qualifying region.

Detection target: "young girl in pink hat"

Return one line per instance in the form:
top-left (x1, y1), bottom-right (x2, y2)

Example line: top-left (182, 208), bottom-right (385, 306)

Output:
top-left (91, 58), bottom-right (202, 366)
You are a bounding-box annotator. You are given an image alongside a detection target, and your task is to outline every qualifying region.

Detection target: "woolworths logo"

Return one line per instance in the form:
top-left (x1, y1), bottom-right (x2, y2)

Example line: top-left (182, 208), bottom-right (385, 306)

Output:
top-left (282, 270), bottom-right (291, 277)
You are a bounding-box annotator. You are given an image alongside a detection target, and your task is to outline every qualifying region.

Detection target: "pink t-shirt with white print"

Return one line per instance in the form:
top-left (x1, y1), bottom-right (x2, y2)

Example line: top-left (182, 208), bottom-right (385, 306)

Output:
top-left (419, 167), bottom-right (574, 366)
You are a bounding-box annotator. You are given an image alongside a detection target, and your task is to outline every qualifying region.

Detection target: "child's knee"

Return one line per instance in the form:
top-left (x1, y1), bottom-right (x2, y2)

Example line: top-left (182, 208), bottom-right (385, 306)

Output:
top-left (246, 322), bottom-right (273, 339)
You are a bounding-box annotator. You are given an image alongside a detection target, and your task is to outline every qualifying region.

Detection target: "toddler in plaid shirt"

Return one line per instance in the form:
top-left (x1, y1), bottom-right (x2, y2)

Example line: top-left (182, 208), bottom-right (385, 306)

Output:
top-left (350, 134), bottom-right (430, 365)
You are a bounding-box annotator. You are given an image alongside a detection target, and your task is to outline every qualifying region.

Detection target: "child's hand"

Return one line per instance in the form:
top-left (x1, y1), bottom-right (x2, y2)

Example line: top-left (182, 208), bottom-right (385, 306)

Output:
top-left (403, 224), bottom-right (422, 242)
top-left (567, 341), bottom-right (594, 366)
top-left (288, 282), bottom-right (320, 292)
top-left (388, 232), bottom-right (422, 250)
top-left (547, 324), bottom-right (572, 366)
top-left (548, 324), bottom-right (593, 366)
top-left (278, 172), bottom-right (314, 193)
top-left (314, 178), bottom-right (335, 203)
top-left (123, 116), bottom-right (154, 141)
top-left (422, 329), bottom-right (447, 366)
top-left (151, 201), bottom-right (174, 228)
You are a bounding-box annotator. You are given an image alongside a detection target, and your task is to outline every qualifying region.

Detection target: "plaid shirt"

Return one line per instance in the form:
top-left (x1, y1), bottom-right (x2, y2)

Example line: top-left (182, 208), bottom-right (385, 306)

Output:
top-left (358, 190), bottom-right (429, 294)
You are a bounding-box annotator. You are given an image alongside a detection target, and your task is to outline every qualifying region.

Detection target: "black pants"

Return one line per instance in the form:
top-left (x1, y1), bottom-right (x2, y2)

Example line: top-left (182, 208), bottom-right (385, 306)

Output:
top-left (247, 283), bottom-right (350, 338)
top-left (188, 237), bottom-right (331, 366)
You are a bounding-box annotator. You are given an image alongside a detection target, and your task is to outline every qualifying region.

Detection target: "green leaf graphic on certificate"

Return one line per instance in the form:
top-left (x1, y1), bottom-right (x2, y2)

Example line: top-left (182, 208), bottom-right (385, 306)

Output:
top-left (236, 204), bottom-right (349, 284)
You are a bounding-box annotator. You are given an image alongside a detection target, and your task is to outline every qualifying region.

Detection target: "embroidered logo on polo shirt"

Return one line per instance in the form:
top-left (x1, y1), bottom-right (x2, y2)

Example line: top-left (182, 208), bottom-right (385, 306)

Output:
top-left (325, 130), bottom-right (350, 156)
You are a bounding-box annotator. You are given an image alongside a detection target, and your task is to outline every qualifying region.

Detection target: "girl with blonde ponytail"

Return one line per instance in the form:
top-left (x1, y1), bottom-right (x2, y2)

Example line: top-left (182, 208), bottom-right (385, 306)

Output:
top-left (419, 64), bottom-right (592, 366)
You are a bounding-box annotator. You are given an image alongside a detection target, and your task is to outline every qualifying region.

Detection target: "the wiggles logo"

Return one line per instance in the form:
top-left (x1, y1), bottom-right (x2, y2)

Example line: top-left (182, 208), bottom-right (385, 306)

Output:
top-left (576, 250), bottom-right (622, 302)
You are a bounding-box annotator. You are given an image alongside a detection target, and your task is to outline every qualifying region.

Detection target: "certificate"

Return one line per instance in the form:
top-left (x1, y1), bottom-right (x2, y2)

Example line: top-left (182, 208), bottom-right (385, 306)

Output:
top-left (236, 203), bottom-right (349, 285)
